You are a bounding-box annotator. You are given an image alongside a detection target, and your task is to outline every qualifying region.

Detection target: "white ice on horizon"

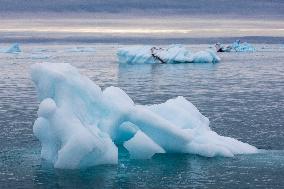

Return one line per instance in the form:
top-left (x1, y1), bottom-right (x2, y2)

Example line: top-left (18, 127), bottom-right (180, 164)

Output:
top-left (7, 43), bottom-right (21, 53)
top-left (31, 63), bottom-right (257, 169)
top-left (117, 44), bottom-right (220, 64)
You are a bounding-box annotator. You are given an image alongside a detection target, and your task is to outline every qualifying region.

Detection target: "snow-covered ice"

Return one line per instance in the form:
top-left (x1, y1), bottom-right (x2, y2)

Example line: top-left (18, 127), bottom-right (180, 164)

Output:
top-left (117, 45), bottom-right (220, 64)
top-left (31, 63), bottom-right (257, 169)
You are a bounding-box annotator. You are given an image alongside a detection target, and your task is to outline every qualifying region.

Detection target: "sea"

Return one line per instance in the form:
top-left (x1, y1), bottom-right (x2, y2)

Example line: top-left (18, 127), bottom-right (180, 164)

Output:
top-left (0, 41), bottom-right (283, 188)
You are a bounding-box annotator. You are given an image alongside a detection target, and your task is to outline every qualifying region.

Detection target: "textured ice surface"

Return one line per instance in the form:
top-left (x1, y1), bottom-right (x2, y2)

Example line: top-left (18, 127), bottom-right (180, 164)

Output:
top-left (31, 63), bottom-right (257, 169)
top-left (7, 43), bottom-right (21, 53)
top-left (117, 45), bottom-right (220, 64)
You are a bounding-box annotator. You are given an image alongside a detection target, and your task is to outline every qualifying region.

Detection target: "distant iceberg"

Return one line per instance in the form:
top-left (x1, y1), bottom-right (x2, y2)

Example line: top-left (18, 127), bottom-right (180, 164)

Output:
top-left (5, 43), bottom-right (21, 53)
top-left (117, 45), bottom-right (220, 64)
top-left (31, 63), bottom-right (257, 169)
top-left (215, 40), bottom-right (256, 52)
top-left (231, 40), bottom-right (256, 52)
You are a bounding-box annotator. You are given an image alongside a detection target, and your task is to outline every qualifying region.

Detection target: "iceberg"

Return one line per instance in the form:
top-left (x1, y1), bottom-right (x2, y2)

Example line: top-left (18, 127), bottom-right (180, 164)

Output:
top-left (5, 43), bottom-right (21, 53)
top-left (117, 45), bottom-right (220, 64)
top-left (231, 40), bottom-right (256, 52)
top-left (215, 40), bottom-right (256, 52)
top-left (31, 63), bottom-right (257, 169)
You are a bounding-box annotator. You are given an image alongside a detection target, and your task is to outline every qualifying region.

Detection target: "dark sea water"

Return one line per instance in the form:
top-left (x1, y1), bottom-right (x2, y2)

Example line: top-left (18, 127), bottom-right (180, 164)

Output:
top-left (0, 43), bottom-right (283, 188)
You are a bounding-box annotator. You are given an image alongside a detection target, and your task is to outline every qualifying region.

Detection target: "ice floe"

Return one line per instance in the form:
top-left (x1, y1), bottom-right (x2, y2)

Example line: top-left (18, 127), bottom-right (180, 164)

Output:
top-left (117, 45), bottom-right (220, 64)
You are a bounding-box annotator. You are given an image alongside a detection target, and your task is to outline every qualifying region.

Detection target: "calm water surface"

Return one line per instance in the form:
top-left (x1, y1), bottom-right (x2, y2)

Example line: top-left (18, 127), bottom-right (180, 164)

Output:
top-left (0, 43), bottom-right (283, 188)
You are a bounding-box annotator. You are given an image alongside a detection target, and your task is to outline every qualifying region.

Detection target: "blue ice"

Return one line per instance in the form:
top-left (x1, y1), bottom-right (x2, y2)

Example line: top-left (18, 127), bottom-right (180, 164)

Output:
top-left (31, 63), bottom-right (257, 169)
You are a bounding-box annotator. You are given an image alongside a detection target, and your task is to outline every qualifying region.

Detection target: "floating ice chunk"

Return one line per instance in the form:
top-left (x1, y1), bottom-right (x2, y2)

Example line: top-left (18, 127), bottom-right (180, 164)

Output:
top-left (215, 40), bottom-right (256, 52)
top-left (0, 43), bottom-right (21, 53)
top-left (117, 45), bottom-right (220, 64)
top-left (231, 40), bottom-right (256, 52)
top-left (5, 43), bottom-right (21, 53)
top-left (31, 63), bottom-right (257, 169)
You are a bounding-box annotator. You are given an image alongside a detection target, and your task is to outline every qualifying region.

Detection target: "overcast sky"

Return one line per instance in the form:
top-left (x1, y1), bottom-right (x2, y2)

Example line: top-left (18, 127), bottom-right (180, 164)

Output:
top-left (0, 0), bottom-right (283, 18)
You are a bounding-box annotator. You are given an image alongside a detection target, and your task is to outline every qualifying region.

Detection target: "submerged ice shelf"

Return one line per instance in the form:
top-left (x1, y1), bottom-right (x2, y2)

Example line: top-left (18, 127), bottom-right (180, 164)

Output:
top-left (231, 40), bottom-right (256, 52)
top-left (117, 45), bottom-right (220, 64)
top-left (31, 63), bottom-right (257, 169)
